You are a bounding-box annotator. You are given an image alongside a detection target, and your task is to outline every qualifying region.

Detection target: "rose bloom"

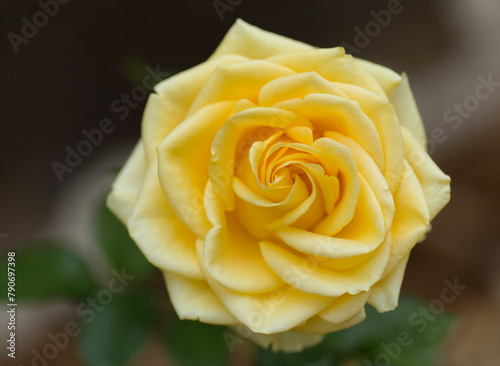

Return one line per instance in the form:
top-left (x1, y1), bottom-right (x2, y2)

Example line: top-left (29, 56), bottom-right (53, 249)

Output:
top-left (108, 20), bottom-right (450, 352)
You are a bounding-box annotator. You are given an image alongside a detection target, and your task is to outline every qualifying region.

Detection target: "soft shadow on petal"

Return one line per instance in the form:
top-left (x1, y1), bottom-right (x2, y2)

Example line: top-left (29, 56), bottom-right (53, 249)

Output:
top-left (164, 271), bottom-right (237, 325)
top-left (202, 181), bottom-right (285, 293)
top-left (209, 107), bottom-right (311, 210)
top-left (368, 254), bottom-right (409, 312)
top-left (355, 58), bottom-right (427, 149)
top-left (268, 48), bottom-right (387, 99)
top-left (187, 60), bottom-right (295, 116)
top-left (260, 233), bottom-right (391, 298)
top-left (382, 161), bottom-right (429, 278)
top-left (258, 71), bottom-right (347, 107)
top-left (324, 131), bottom-right (395, 234)
top-left (198, 236), bottom-right (332, 334)
top-left (158, 101), bottom-right (235, 238)
top-left (274, 94), bottom-right (385, 171)
top-left (295, 308), bottom-right (366, 334)
top-left (331, 83), bottom-right (404, 193)
top-left (143, 54), bottom-right (248, 161)
top-left (127, 158), bottom-right (203, 280)
top-left (402, 127), bottom-right (451, 221)
top-left (318, 291), bottom-right (370, 324)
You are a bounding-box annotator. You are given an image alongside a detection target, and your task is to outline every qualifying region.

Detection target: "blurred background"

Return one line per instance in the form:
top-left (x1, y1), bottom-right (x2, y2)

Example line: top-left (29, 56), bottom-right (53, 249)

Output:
top-left (1, 0), bottom-right (499, 365)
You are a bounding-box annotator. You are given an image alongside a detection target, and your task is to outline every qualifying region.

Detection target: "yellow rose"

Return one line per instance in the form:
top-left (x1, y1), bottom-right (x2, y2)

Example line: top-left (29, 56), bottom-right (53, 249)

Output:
top-left (107, 19), bottom-right (450, 352)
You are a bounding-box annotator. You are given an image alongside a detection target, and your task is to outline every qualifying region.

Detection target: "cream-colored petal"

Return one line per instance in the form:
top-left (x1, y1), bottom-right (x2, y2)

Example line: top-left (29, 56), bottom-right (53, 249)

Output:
top-left (209, 19), bottom-right (314, 61)
top-left (318, 291), bottom-right (370, 324)
top-left (260, 234), bottom-right (391, 297)
top-left (295, 308), bottom-right (366, 334)
top-left (355, 58), bottom-right (427, 149)
top-left (247, 330), bottom-right (324, 353)
top-left (331, 83), bottom-right (404, 193)
top-left (382, 161), bottom-right (430, 277)
top-left (198, 236), bottom-right (331, 334)
top-left (203, 220), bottom-right (284, 294)
top-left (187, 60), bottom-right (295, 116)
top-left (158, 101), bottom-right (235, 238)
top-left (402, 127), bottom-right (451, 221)
top-left (324, 131), bottom-right (395, 234)
top-left (368, 254), bottom-right (409, 312)
top-left (127, 158), bottom-right (203, 280)
top-left (107, 140), bottom-right (147, 224)
top-left (164, 271), bottom-right (237, 325)
top-left (258, 71), bottom-right (347, 107)
top-left (268, 48), bottom-right (387, 99)
top-left (143, 54), bottom-right (248, 161)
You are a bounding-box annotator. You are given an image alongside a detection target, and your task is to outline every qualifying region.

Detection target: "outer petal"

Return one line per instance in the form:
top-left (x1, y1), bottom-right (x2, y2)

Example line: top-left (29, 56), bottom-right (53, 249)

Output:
top-left (268, 48), bottom-right (387, 99)
top-left (164, 271), bottom-right (237, 325)
top-left (197, 237), bottom-right (332, 334)
top-left (355, 58), bottom-right (427, 149)
top-left (143, 54), bottom-right (248, 161)
top-left (209, 19), bottom-right (314, 60)
top-left (330, 83), bottom-right (404, 193)
top-left (368, 254), bottom-right (409, 312)
top-left (294, 308), bottom-right (366, 334)
top-left (402, 127), bottom-right (451, 221)
top-left (158, 101), bottom-right (235, 238)
top-left (260, 233), bottom-right (391, 298)
top-left (127, 157), bottom-right (203, 280)
top-left (382, 161), bottom-right (430, 277)
top-left (107, 140), bottom-right (147, 224)
top-left (187, 60), bottom-right (296, 116)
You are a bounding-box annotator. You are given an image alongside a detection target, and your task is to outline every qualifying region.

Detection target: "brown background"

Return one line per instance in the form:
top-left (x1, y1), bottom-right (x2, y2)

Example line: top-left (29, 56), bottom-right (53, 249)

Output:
top-left (1, 0), bottom-right (500, 365)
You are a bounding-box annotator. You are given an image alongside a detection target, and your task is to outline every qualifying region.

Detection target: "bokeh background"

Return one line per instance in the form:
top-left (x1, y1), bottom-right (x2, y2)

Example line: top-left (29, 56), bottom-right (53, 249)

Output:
top-left (1, 0), bottom-right (500, 365)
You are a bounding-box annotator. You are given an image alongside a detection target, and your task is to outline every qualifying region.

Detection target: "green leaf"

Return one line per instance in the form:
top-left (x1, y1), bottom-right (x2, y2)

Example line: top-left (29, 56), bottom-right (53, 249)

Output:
top-left (257, 346), bottom-right (338, 366)
top-left (79, 291), bottom-right (155, 366)
top-left (255, 294), bottom-right (455, 366)
top-left (325, 295), bottom-right (455, 365)
top-left (96, 198), bottom-right (155, 279)
top-left (165, 319), bottom-right (230, 366)
top-left (0, 243), bottom-right (96, 301)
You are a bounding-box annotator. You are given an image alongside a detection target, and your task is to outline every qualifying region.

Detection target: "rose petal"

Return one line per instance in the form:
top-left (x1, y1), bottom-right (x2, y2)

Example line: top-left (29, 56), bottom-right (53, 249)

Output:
top-left (268, 48), bottom-right (387, 99)
top-left (144, 54), bottom-right (248, 161)
top-left (324, 131), bottom-right (395, 233)
top-left (274, 93), bottom-right (385, 172)
top-left (259, 233), bottom-right (391, 297)
top-left (356, 58), bottom-right (427, 149)
top-left (318, 291), bottom-right (370, 324)
top-left (209, 19), bottom-right (314, 61)
top-left (158, 101), bottom-right (235, 238)
top-left (208, 107), bottom-right (312, 210)
top-left (198, 237), bottom-right (331, 334)
top-left (295, 308), bottom-right (366, 334)
top-left (382, 161), bottom-right (430, 277)
top-left (164, 270), bottom-right (237, 325)
top-left (402, 127), bottom-right (451, 221)
top-left (368, 254), bottom-right (409, 312)
top-left (107, 140), bottom-right (147, 223)
top-left (127, 158), bottom-right (203, 280)
top-left (258, 71), bottom-right (347, 107)
top-left (331, 83), bottom-right (404, 193)
top-left (187, 60), bottom-right (296, 116)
